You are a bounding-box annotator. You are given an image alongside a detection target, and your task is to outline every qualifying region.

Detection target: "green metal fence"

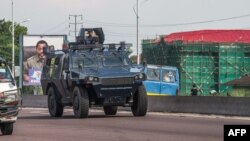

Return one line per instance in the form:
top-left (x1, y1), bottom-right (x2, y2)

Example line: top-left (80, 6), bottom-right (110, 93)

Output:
top-left (142, 40), bottom-right (250, 96)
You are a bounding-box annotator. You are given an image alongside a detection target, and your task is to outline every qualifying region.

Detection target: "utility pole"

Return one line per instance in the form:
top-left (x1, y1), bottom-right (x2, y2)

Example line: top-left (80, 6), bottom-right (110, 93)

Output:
top-left (136, 0), bottom-right (139, 64)
top-left (69, 15), bottom-right (83, 41)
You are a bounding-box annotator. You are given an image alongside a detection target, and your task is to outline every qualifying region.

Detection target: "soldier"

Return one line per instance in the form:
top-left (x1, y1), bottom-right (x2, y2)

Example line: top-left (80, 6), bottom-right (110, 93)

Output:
top-left (23, 40), bottom-right (48, 82)
top-left (191, 84), bottom-right (198, 96)
top-left (86, 29), bottom-right (99, 44)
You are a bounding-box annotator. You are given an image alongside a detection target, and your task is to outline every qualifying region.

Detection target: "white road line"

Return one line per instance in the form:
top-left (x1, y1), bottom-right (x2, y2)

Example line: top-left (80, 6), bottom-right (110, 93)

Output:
top-left (21, 107), bottom-right (250, 121)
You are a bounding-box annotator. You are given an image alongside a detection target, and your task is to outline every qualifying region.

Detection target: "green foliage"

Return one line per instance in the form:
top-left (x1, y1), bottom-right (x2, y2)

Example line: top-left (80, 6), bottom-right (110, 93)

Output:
top-left (23, 86), bottom-right (35, 95)
top-left (0, 19), bottom-right (27, 65)
top-left (129, 55), bottom-right (137, 64)
top-left (127, 47), bottom-right (133, 56)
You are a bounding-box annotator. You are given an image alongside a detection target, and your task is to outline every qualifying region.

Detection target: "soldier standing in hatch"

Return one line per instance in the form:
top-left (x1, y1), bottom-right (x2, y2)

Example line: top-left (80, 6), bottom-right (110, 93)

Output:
top-left (23, 40), bottom-right (48, 82)
top-left (191, 84), bottom-right (198, 96)
top-left (86, 29), bottom-right (99, 44)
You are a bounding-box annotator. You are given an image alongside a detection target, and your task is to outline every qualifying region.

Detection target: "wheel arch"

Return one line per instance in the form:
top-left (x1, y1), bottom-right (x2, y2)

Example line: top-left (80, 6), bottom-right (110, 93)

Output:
top-left (46, 82), bottom-right (62, 102)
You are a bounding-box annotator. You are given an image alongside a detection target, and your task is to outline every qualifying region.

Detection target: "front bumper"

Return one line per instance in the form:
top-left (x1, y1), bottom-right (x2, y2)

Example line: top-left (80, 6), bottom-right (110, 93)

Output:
top-left (0, 89), bottom-right (20, 123)
top-left (0, 106), bottom-right (18, 123)
top-left (0, 100), bottom-right (19, 123)
top-left (92, 80), bottom-right (143, 106)
top-left (0, 115), bottom-right (17, 123)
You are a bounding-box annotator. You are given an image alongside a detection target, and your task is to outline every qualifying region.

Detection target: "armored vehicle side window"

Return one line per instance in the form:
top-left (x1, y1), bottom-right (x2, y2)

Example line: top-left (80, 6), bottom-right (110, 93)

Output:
top-left (48, 58), bottom-right (56, 78)
top-left (61, 56), bottom-right (69, 79)
top-left (53, 56), bottom-right (61, 79)
top-left (46, 58), bottom-right (51, 66)
top-left (42, 58), bottom-right (51, 79)
top-left (63, 56), bottom-right (69, 71)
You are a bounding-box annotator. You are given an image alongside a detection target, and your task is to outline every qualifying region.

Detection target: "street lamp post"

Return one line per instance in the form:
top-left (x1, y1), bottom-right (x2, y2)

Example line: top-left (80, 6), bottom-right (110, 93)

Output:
top-left (11, 0), bottom-right (14, 77)
top-left (133, 0), bottom-right (140, 64)
top-left (134, 0), bottom-right (149, 64)
top-left (11, 0), bottom-right (30, 77)
top-left (136, 0), bottom-right (139, 65)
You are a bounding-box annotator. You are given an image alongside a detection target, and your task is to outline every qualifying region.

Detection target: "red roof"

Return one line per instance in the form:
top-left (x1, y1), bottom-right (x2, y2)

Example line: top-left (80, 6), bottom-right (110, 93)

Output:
top-left (164, 30), bottom-right (250, 44)
top-left (225, 76), bottom-right (250, 87)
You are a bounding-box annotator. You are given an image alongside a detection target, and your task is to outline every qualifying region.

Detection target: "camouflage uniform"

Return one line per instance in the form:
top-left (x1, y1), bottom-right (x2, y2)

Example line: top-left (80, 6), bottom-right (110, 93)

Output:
top-left (23, 55), bottom-right (44, 76)
top-left (23, 55), bottom-right (44, 95)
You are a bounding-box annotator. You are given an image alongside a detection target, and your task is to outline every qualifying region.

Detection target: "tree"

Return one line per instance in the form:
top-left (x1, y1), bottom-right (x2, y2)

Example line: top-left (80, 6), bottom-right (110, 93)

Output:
top-left (0, 19), bottom-right (28, 65)
top-left (127, 47), bottom-right (133, 56)
top-left (129, 55), bottom-right (137, 64)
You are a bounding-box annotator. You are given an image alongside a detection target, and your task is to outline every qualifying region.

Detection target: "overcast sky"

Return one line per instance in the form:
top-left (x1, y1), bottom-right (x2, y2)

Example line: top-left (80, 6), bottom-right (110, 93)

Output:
top-left (1, 0), bottom-right (250, 54)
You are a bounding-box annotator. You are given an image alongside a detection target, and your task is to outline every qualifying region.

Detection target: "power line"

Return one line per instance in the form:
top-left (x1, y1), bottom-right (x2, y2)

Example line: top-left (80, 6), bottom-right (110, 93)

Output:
top-left (52, 26), bottom-right (68, 34)
top-left (44, 19), bottom-right (68, 33)
top-left (84, 20), bottom-right (134, 27)
top-left (83, 13), bottom-right (250, 28)
top-left (105, 31), bottom-right (155, 37)
top-left (142, 14), bottom-right (250, 27)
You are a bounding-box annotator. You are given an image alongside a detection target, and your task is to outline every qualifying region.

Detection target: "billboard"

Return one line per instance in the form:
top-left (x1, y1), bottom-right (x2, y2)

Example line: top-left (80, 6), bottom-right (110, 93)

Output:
top-left (22, 35), bottom-right (65, 86)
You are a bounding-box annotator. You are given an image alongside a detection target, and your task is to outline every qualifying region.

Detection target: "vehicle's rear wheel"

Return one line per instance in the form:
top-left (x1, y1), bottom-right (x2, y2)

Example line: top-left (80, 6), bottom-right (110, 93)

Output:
top-left (73, 86), bottom-right (89, 118)
top-left (47, 87), bottom-right (63, 117)
top-left (131, 85), bottom-right (148, 117)
top-left (1, 123), bottom-right (13, 135)
top-left (103, 106), bottom-right (118, 115)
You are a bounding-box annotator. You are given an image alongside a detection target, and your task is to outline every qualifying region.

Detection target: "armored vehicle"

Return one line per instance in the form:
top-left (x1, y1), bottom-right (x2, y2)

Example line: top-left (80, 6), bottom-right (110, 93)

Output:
top-left (41, 28), bottom-right (148, 118)
top-left (0, 57), bottom-right (19, 135)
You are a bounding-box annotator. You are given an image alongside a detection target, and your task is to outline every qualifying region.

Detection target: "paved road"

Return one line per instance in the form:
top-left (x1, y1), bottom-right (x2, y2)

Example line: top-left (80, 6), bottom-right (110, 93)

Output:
top-left (1, 108), bottom-right (250, 141)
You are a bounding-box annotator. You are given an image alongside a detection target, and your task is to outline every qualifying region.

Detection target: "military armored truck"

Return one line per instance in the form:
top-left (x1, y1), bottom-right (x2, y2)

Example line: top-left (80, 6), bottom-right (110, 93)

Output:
top-left (0, 57), bottom-right (19, 135)
top-left (41, 28), bottom-right (148, 118)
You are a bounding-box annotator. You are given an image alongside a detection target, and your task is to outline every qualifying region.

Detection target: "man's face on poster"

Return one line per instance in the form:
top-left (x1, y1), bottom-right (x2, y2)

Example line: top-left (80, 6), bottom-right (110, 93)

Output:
top-left (36, 43), bottom-right (46, 59)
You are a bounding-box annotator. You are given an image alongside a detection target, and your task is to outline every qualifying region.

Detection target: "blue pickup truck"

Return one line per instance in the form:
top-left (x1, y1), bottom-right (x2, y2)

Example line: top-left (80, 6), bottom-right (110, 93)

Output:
top-left (144, 65), bottom-right (179, 96)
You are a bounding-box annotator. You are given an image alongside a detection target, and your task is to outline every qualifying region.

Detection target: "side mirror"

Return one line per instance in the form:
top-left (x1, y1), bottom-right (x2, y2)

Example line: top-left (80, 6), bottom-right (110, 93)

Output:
top-left (14, 66), bottom-right (20, 78)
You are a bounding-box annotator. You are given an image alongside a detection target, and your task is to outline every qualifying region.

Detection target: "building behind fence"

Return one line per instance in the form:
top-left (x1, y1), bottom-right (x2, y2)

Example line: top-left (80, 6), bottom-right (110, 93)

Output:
top-left (142, 30), bottom-right (250, 96)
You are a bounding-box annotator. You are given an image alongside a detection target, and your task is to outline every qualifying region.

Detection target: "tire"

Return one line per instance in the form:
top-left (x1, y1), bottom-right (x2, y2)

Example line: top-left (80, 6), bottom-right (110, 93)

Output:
top-left (1, 123), bottom-right (13, 135)
top-left (73, 86), bottom-right (89, 118)
top-left (103, 106), bottom-right (118, 115)
top-left (47, 87), bottom-right (63, 117)
top-left (131, 85), bottom-right (148, 117)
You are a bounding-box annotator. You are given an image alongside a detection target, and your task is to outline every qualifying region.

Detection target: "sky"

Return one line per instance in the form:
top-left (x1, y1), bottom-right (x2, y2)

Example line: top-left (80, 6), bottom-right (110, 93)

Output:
top-left (1, 0), bottom-right (250, 55)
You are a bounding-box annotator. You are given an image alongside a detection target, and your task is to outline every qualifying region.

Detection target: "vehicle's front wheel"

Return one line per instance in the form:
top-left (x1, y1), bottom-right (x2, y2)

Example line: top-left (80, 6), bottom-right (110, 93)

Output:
top-left (103, 106), bottom-right (118, 115)
top-left (1, 123), bottom-right (13, 135)
top-left (73, 86), bottom-right (89, 118)
top-left (131, 85), bottom-right (148, 117)
top-left (47, 87), bottom-right (63, 117)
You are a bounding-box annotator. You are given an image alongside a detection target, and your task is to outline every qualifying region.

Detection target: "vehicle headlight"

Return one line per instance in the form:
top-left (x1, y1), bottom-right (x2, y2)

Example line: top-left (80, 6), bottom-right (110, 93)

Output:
top-left (135, 73), bottom-right (146, 80)
top-left (89, 76), bottom-right (94, 81)
top-left (139, 73), bottom-right (144, 79)
top-left (135, 75), bottom-right (139, 79)
top-left (86, 76), bottom-right (99, 82)
top-left (0, 90), bottom-right (18, 105)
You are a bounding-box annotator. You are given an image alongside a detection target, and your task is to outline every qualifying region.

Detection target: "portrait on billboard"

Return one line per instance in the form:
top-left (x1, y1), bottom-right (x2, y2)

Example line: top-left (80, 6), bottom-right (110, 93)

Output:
top-left (23, 40), bottom-right (47, 85)
top-left (22, 35), bottom-right (65, 86)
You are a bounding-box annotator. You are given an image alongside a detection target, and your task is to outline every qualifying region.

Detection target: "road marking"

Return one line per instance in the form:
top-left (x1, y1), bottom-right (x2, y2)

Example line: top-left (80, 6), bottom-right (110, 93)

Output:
top-left (21, 108), bottom-right (250, 121)
top-left (147, 112), bottom-right (250, 121)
